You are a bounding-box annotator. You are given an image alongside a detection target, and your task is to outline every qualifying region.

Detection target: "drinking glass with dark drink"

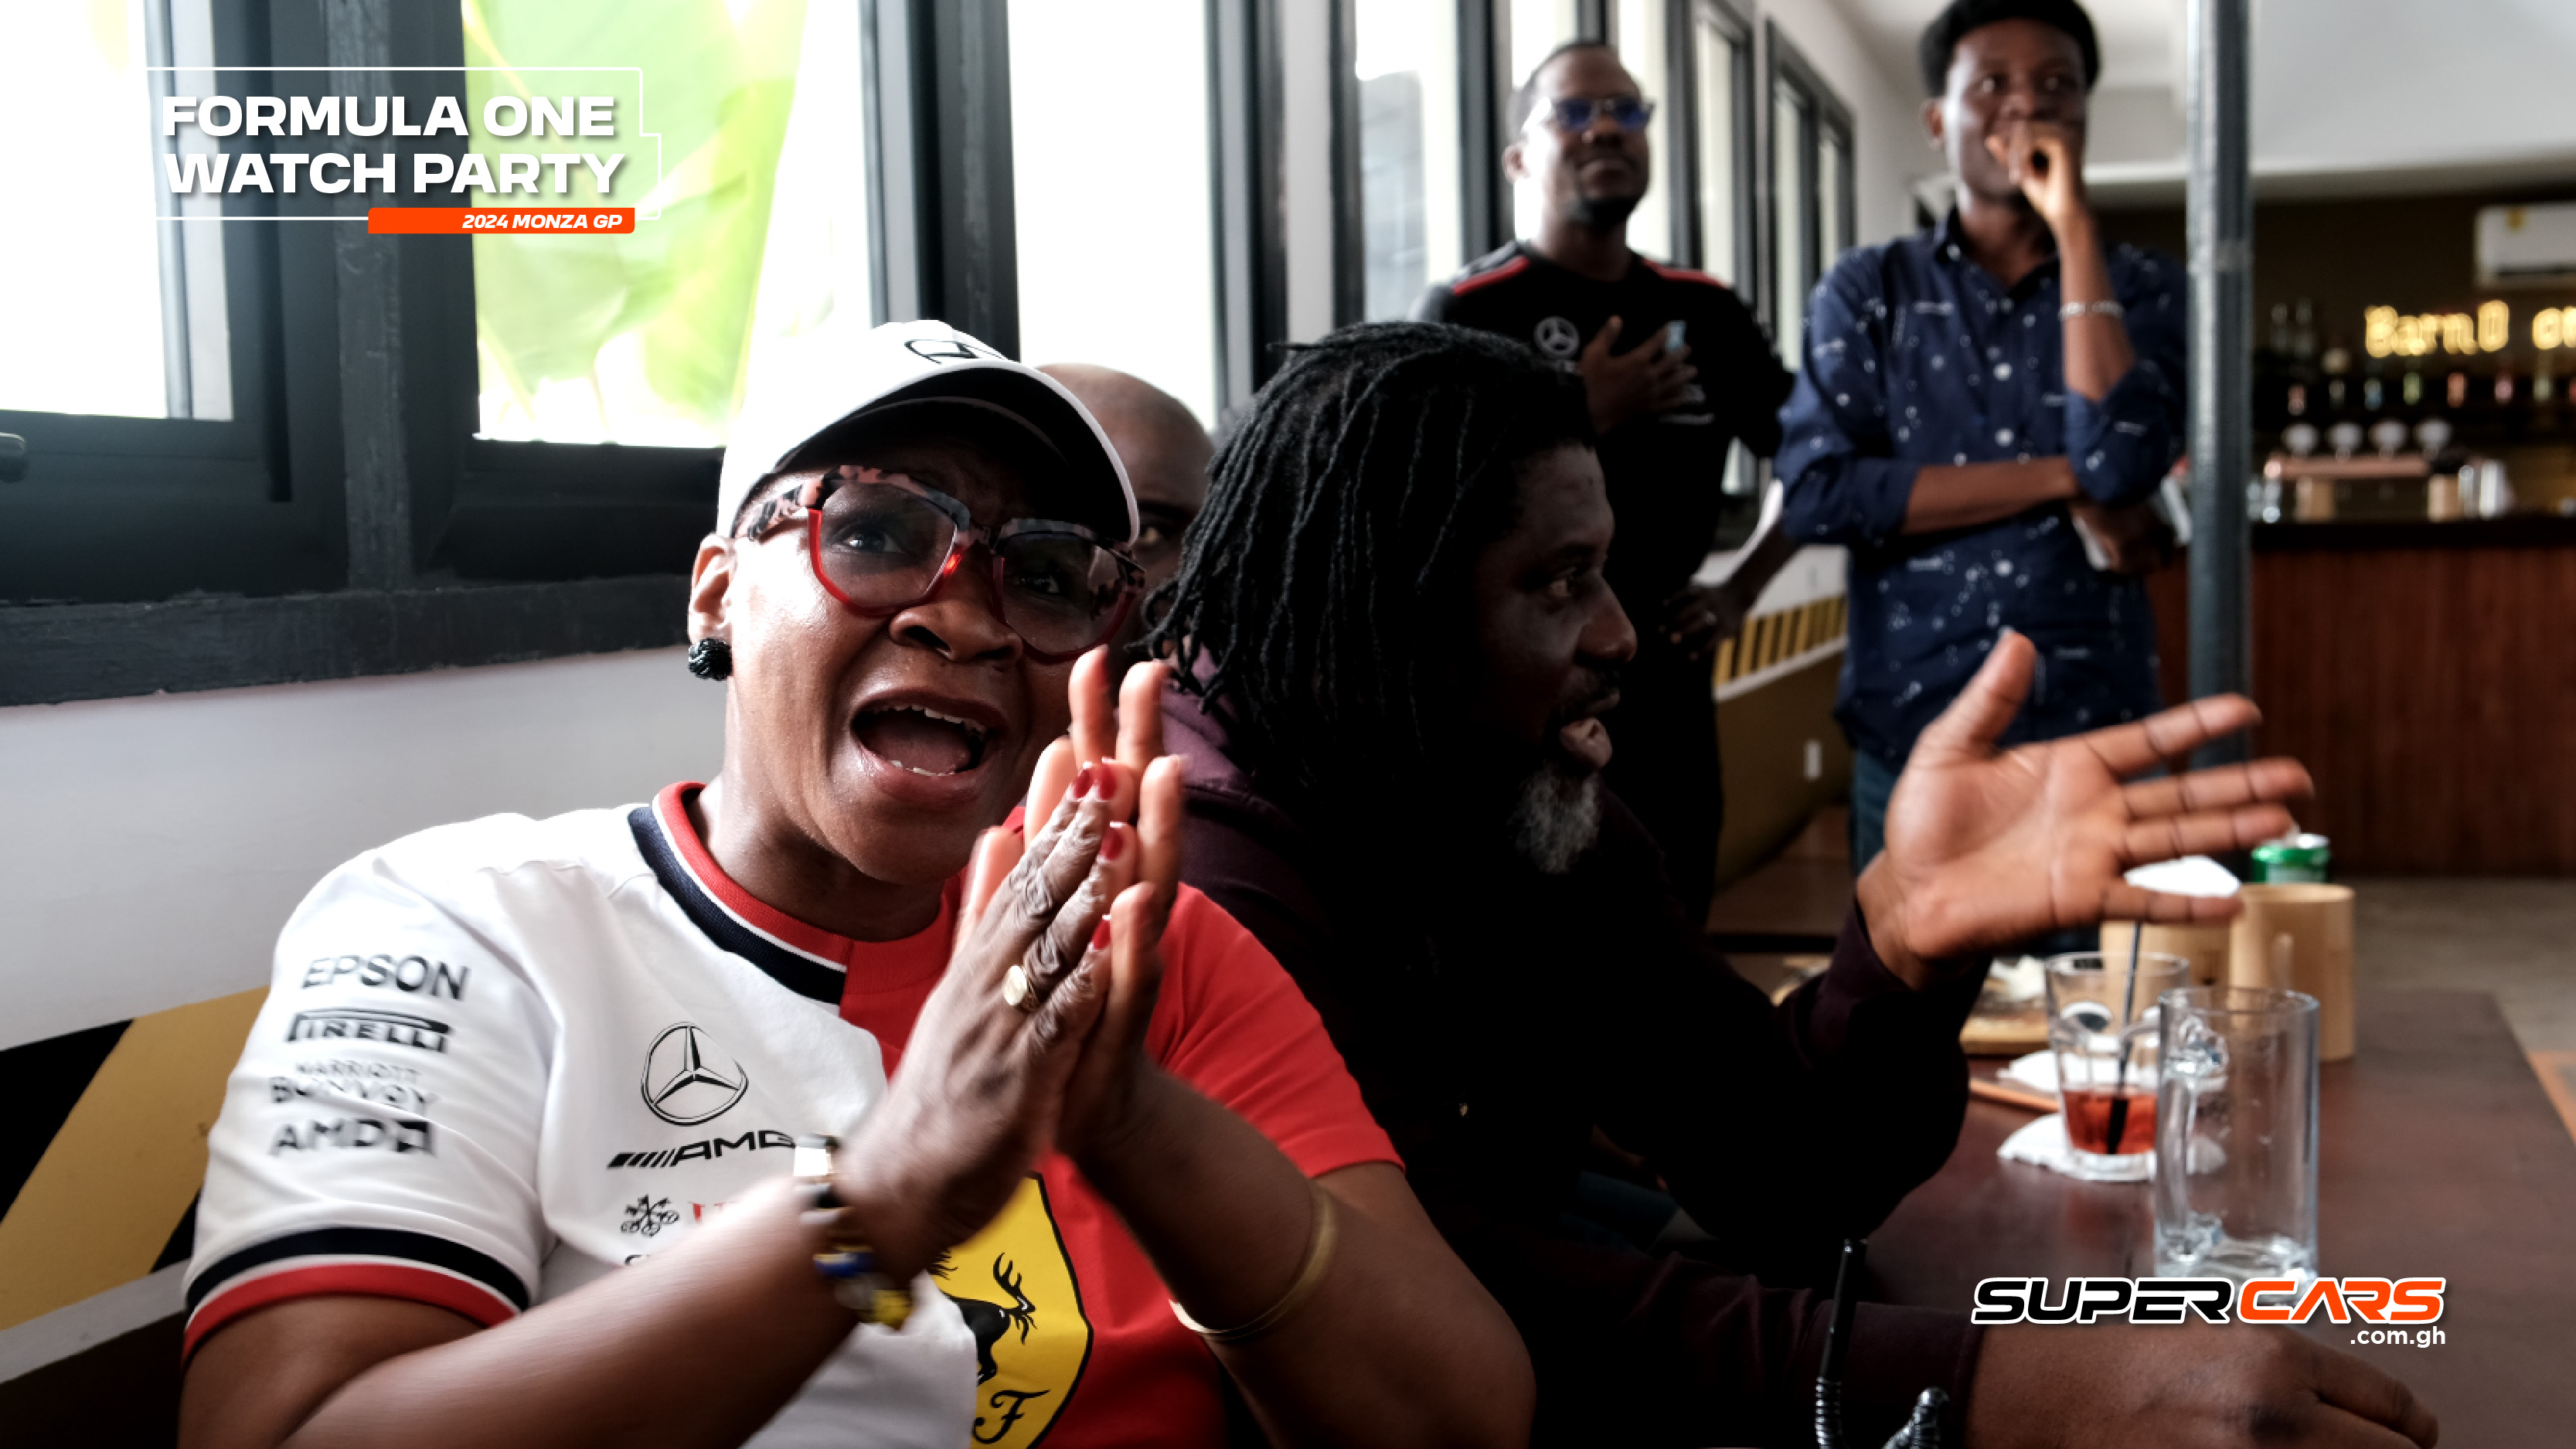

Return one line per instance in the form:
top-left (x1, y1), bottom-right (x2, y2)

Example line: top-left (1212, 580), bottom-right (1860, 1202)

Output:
top-left (2044, 951), bottom-right (2190, 1169)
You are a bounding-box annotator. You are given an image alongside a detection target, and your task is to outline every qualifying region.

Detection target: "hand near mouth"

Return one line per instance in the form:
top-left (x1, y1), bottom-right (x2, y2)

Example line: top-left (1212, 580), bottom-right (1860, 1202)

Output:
top-left (1985, 118), bottom-right (2088, 235)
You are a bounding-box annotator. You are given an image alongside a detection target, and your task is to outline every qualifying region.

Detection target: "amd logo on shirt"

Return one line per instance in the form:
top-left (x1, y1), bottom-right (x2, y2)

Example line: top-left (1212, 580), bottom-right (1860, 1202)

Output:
top-left (270, 1116), bottom-right (433, 1155)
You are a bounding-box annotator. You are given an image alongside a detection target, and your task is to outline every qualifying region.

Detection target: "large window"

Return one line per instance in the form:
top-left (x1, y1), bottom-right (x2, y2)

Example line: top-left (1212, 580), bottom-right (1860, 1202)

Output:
top-left (1, 0), bottom-right (317, 612)
top-left (1689, 0), bottom-right (1750, 286)
top-left (1766, 26), bottom-right (1852, 366)
top-left (1610, 0), bottom-right (1673, 262)
top-left (1771, 83), bottom-right (1809, 359)
top-left (1502, 0), bottom-right (1584, 245)
top-left (0, 0), bottom-right (232, 423)
top-left (1010, 0), bottom-right (1218, 425)
top-left (1353, 0), bottom-right (1465, 321)
top-left (14, 0), bottom-right (1839, 702)
top-left (463, 0), bottom-right (873, 448)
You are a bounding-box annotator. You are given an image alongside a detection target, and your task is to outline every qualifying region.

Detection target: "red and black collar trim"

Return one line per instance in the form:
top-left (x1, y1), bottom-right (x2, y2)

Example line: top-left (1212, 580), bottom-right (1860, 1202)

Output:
top-left (630, 786), bottom-right (845, 1005)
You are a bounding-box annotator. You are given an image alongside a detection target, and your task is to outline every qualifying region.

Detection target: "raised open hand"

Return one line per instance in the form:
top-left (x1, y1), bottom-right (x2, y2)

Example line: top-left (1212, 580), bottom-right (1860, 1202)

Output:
top-left (833, 767), bottom-right (1122, 1279)
top-left (992, 649), bottom-right (1184, 1158)
top-left (1856, 631), bottom-right (2312, 986)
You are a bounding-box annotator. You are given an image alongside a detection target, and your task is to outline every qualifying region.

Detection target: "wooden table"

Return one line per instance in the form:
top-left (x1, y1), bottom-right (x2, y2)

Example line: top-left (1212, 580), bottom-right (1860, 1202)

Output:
top-left (1868, 990), bottom-right (2576, 1444)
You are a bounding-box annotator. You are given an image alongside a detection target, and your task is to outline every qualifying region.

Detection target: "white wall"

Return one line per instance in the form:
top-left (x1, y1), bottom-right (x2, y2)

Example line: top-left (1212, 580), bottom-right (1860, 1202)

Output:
top-left (0, 650), bottom-right (726, 1052)
top-left (1758, 0), bottom-right (1936, 250)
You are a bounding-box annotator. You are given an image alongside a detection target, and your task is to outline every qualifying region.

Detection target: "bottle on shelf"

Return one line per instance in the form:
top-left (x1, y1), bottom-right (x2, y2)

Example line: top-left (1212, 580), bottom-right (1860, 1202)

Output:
top-left (2321, 340), bottom-right (2353, 419)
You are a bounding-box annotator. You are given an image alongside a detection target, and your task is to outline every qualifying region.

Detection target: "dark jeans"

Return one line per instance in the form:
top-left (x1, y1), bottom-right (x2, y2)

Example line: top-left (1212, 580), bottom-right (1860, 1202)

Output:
top-left (1849, 746), bottom-right (1900, 872)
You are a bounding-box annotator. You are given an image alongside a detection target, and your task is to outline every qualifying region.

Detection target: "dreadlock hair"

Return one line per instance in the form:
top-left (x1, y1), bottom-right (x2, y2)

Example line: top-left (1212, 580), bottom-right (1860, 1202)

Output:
top-left (1152, 322), bottom-right (1594, 808)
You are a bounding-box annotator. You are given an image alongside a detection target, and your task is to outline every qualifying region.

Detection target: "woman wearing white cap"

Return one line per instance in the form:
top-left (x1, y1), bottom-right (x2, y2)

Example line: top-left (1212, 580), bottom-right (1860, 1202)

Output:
top-left (178, 322), bottom-right (1531, 1449)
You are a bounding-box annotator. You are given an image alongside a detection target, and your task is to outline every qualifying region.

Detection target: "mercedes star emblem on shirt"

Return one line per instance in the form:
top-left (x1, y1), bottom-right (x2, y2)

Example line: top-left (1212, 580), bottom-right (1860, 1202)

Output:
top-left (641, 1023), bottom-right (750, 1125)
top-left (1532, 315), bottom-right (1581, 358)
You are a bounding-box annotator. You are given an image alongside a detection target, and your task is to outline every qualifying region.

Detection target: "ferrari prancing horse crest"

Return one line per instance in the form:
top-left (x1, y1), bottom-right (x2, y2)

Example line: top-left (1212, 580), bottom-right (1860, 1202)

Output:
top-left (936, 1174), bottom-right (1093, 1447)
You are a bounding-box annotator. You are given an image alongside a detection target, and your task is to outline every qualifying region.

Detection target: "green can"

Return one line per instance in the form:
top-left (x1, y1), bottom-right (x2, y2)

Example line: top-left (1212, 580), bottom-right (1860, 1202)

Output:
top-left (2251, 832), bottom-right (2332, 883)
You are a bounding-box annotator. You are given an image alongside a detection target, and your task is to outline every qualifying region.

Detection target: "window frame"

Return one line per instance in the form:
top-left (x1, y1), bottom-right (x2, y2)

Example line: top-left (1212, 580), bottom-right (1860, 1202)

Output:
top-left (2, 0), bottom-right (1047, 706)
top-left (1761, 21), bottom-right (1853, 352)
top-left (0, 0), bottom-right (339, 611)
top-left (1677, 0), bottom-right (1753, 287)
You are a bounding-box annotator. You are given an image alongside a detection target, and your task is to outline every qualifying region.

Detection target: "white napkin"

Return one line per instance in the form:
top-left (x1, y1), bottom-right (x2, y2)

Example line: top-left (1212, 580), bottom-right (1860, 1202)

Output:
top-left (1999, 1113), bottom-right (2155, 1182)
top-left (2001, 1050), bottom-right (2057, 1094)
top-left (2124, 855), bottom-right (2241, 897)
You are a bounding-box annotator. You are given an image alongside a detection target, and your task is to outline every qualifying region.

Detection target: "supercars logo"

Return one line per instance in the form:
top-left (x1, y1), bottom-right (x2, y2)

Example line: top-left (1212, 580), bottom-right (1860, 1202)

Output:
top-left (1972, 1276), bottom-right (2448, 1326)
top-left (935, 1175), bottom-right (1093, 1448)
top-left (641, 1024), bottom-right (749, 1126)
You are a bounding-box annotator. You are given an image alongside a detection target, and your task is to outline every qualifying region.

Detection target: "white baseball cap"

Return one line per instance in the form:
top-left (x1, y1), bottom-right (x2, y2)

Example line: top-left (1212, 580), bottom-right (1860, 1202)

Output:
top-left (716, 319), bottom-right (1136, 542)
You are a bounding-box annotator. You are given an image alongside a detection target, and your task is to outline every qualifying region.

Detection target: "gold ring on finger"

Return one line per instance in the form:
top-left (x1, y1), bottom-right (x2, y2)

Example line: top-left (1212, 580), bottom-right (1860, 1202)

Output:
top-left (1002, 964), bottom-right (1038, 1013)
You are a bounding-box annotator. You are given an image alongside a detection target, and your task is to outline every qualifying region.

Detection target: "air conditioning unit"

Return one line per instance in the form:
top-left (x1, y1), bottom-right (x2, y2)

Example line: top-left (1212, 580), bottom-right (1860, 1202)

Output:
top-left (2476, 202), bottom-right (2576, 287)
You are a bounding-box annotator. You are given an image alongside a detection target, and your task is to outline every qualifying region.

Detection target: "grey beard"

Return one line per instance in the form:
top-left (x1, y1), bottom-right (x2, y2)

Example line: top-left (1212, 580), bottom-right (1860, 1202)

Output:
top-left (1508, 766), bottom-right (1604, 875)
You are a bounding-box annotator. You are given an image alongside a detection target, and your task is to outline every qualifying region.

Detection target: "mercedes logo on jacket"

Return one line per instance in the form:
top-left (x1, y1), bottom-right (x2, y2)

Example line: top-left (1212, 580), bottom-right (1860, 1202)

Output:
top-left (640, 1023), bottom-right (749, 1125)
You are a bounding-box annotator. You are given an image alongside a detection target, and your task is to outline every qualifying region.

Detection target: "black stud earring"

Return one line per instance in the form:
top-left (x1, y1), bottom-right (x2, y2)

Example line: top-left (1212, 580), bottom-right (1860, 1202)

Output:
top-left (686, 638), bottom-right (733, 681)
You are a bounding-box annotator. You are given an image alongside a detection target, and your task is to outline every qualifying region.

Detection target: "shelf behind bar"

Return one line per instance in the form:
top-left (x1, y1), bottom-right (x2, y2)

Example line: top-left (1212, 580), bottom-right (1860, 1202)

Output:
top-left (2252, 514), bottom-right (2576, 550)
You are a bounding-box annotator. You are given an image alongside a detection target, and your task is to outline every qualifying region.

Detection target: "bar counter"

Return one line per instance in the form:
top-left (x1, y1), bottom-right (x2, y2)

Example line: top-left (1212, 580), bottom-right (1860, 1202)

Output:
top-left (2148, 515), bottom-right (2576, 873)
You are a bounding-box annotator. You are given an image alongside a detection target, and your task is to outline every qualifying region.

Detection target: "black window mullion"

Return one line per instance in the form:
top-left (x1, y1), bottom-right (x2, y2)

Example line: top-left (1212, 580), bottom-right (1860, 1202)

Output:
top-left (1455, 0), bottom-right (1506, 260)
top-left (865, 0), bottom-right (1019, 356)
top-left (1328, 0), bottom-right (1364, 329)
top-left (1210, 0), bottom-right (1289, 415)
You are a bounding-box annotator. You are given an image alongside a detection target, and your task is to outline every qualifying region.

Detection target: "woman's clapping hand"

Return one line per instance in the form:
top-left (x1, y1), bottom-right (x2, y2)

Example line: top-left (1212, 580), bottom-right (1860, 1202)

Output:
top-left (829, 651), bottom-right (1184, 1277)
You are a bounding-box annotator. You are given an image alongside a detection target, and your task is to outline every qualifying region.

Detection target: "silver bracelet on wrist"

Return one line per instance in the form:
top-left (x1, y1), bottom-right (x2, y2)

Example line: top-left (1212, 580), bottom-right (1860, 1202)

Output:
top-left (2060, 300), bottom-right (2125, 319)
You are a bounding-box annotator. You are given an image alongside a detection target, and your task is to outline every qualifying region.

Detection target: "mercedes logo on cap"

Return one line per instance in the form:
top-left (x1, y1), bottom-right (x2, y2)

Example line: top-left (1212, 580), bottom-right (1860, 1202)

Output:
top-left (905, 336), bottom-right (1002, 366)
top-left (641, 1024), bottom-right (750, 1126)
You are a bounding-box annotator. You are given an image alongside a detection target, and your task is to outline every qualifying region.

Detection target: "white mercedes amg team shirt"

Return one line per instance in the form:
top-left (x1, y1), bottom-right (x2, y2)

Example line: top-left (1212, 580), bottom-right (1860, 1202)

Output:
top-left (188, 799), bottom-right (981, 1448)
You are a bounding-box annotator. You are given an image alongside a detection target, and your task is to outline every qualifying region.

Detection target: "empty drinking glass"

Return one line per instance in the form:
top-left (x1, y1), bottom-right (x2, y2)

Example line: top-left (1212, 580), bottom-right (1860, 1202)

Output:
top-left (2154, 986), bottom-right (2322, 1285)
top-left (2044, 952), bottom-right (2190, 1171)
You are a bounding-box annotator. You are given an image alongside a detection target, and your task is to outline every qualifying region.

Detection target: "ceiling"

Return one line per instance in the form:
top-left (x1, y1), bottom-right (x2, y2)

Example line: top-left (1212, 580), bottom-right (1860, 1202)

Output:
top-left (1829, 0), bottom-right (2576, 202)
top-left (1835, 0), bottom-right (2179, 94)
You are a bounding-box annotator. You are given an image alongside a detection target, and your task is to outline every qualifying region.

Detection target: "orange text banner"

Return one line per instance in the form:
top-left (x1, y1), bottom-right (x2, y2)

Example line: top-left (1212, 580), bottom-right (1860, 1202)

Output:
top-left (368, 208), bottom-right (635, 235)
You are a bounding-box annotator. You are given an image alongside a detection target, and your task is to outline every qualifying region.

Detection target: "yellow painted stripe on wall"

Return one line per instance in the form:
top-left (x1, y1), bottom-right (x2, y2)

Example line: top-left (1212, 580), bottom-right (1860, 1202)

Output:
top-left (1708, 597), bottom-right (1850, 692)
top-left (0, 989), bottom-right (266, 1332)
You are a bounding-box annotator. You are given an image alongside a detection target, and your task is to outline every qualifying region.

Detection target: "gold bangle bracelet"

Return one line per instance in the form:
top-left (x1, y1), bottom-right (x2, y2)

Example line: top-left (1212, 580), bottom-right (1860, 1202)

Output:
top-left (1171, 1177), bottom-right (1339, 1344)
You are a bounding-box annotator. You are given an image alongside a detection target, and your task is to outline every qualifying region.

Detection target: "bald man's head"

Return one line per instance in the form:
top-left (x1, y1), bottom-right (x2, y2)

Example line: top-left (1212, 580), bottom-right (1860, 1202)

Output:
top-left (1040, 364), bottom-right (1213, 658)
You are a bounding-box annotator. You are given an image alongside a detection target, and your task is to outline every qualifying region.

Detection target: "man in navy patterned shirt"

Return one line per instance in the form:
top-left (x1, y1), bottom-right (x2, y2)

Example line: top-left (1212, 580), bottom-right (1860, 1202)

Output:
top-left (1777, 0), bottom-right (2183, 867)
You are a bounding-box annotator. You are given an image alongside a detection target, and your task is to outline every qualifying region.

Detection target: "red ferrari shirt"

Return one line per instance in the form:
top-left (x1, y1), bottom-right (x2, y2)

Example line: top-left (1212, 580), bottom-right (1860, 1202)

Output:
top-left (652, 784), bottom-right (1399, 1448)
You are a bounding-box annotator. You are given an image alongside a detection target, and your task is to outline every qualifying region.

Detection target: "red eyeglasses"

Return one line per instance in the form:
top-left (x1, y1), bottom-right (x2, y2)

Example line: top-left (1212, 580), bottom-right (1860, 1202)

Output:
top-left (737, 466), bottom-right (1142, 663)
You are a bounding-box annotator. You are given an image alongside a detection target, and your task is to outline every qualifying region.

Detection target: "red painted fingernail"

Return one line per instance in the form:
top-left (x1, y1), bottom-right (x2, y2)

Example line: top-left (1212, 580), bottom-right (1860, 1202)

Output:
top-left (1091, 763), bottom-right (1118, 798)
top-left (1093, 920), bottom-right (1113, 950)
top-left (1069, 764), bottom-right (1094, 799)
top-left (1101, 826), bottom-right (1127, 862)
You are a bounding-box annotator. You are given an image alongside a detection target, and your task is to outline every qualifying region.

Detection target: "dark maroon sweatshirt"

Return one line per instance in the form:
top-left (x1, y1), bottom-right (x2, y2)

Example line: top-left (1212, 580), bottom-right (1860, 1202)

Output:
top-left (1163, 682), bottom-right (1989, 1447)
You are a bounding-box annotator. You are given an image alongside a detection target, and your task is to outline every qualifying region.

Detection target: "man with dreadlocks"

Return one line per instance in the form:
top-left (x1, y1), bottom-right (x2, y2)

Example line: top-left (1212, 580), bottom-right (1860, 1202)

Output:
top-left (1148, 323), bottom-right (2438, 1449)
